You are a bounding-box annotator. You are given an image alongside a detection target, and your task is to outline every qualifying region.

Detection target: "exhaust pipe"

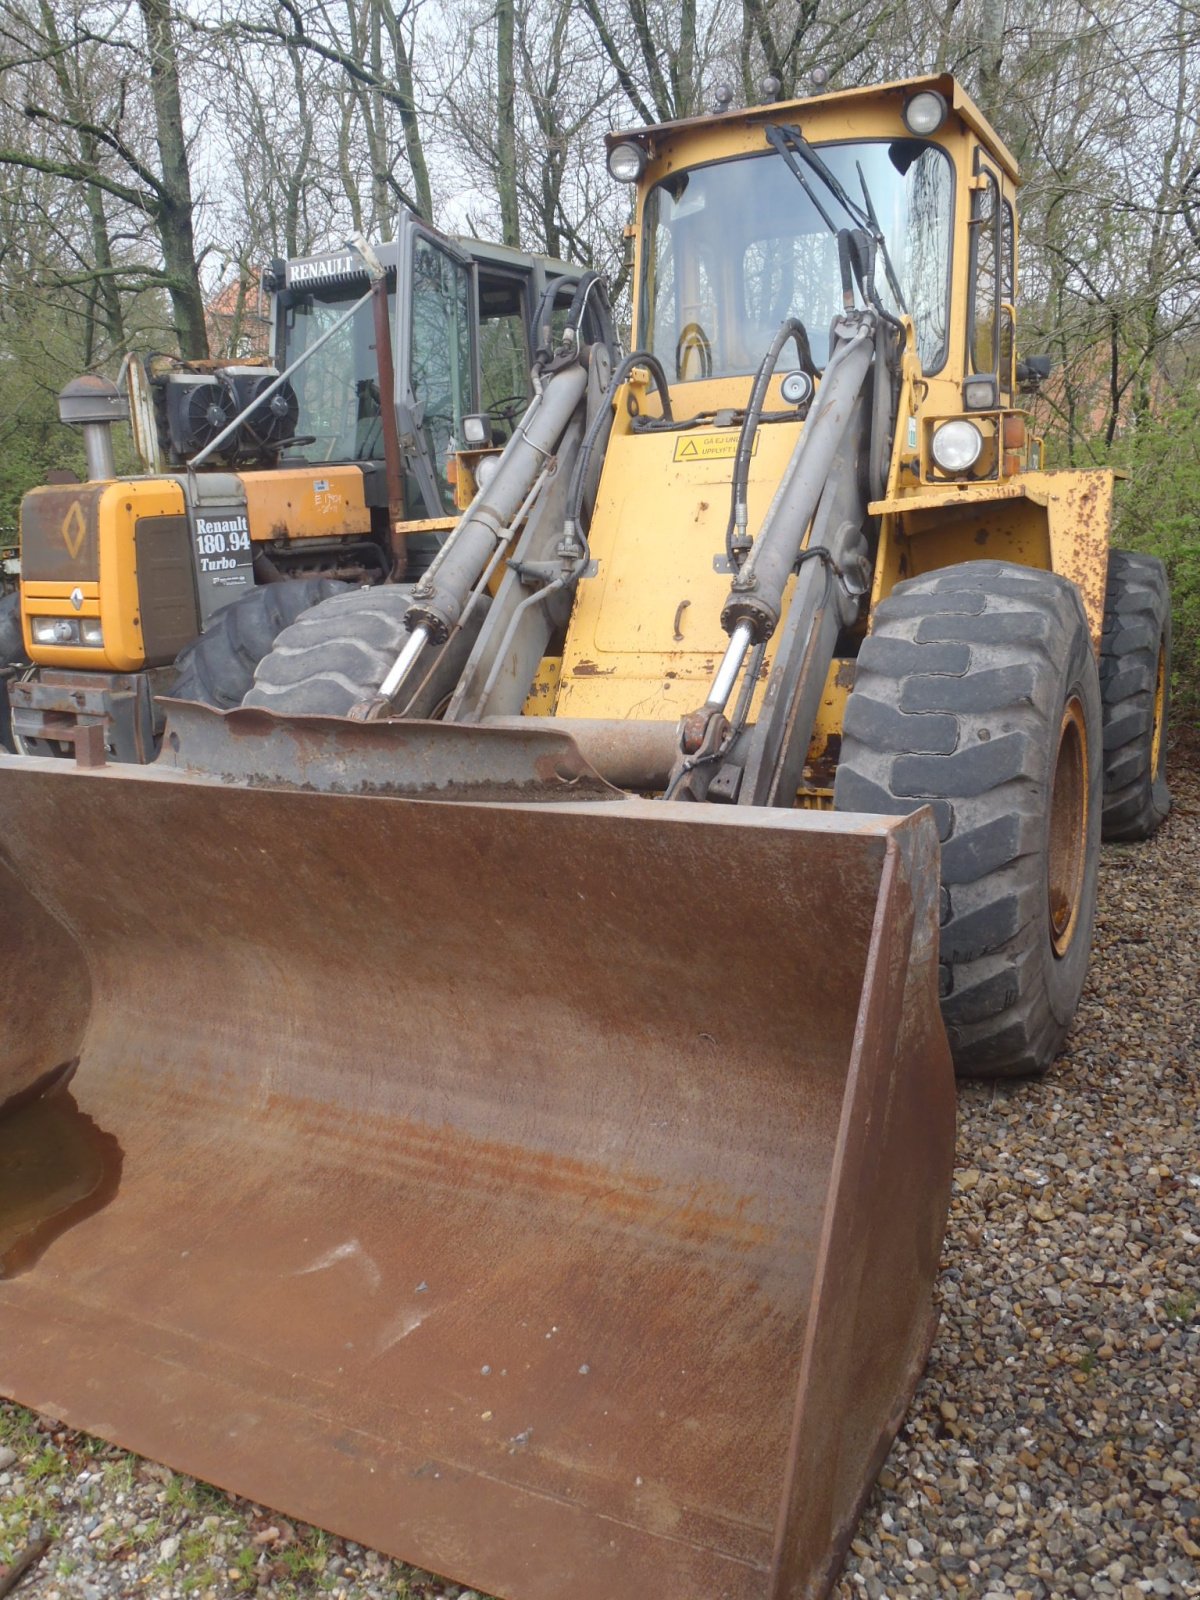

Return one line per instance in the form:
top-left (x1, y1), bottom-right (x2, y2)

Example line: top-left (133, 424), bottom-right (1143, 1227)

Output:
top-left (58, 376), bottom-right (130, 483)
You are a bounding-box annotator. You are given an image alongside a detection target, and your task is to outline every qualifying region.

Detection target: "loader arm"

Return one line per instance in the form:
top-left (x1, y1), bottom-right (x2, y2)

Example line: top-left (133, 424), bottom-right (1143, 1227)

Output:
top-left (665, 309), bottom-right (883, 804)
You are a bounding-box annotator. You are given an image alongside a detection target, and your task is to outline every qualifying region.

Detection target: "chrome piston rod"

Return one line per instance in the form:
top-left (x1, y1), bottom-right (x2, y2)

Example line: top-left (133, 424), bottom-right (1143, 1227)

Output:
top-left (706, 621), bottom-right (755, 712)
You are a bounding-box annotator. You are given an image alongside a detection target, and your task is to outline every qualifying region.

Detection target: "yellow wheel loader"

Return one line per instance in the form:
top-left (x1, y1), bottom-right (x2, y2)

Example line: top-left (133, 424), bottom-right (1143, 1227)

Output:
top-left (4, 221), bottom-right (600, 760)
top-left (0, 74), bottom-right (1173, 1600)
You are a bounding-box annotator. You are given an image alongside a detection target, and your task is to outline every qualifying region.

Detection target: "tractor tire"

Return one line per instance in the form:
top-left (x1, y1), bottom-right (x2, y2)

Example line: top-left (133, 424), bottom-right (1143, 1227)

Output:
top-left (243, 586), bottom-right (418, 716)
top-left (0, 590), bottom-right (27, 666)
top-left (171, 579), bottom-right (347, 710)
top-left (1099, 549), bottom-right (1171, 840)
top-left (834, 560), bottom-right (1102, 1079)
top-left (1, 592), bottom-right (29, 755)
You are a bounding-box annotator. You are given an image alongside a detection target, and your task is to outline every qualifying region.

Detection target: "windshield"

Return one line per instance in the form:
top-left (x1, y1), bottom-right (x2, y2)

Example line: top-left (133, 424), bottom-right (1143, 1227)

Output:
top-left (641, 140), bottom-right (952, 379)
top-left (283, 287), bottom-right (394, 463)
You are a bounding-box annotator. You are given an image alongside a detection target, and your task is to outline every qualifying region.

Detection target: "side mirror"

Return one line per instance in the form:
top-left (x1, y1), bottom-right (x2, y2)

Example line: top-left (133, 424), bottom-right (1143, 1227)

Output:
top-left (1017, 354), bottom-right (1052, 390)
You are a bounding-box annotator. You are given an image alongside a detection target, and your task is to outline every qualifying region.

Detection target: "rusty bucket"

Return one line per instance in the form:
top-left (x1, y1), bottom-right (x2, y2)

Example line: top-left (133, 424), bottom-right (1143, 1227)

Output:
top-left (0, 733), bottom-right (953, 1600)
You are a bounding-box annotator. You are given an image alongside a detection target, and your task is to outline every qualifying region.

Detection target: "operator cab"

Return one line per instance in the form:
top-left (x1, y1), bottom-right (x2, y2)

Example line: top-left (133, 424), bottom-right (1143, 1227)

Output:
top-left (276, 221), bottom-right (596, 520)
top-left (611, 74), bottom-right (1026, 460)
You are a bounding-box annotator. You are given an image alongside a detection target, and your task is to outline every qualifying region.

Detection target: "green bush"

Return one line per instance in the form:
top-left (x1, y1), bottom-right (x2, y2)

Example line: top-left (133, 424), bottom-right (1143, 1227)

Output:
top-left (1109, 391), bottom-right (1200, 728)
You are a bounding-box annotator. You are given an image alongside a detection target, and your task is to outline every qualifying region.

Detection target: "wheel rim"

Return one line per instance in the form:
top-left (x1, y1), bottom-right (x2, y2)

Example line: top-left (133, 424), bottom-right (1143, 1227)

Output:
top-left (1150, 638), bottom-right (1166, 776)
top-left (1048, 695), bottom-right (1088, 958)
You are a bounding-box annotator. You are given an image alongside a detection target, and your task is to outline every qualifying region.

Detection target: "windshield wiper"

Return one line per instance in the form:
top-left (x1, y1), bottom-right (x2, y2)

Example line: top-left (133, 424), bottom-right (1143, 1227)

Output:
top-left (765, 124), bottom-right (908, 320)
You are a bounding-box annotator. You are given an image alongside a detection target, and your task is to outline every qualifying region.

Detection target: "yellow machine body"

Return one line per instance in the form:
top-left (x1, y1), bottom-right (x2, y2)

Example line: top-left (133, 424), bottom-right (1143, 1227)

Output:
top-left (554, 74), bottom-right (1113, 749)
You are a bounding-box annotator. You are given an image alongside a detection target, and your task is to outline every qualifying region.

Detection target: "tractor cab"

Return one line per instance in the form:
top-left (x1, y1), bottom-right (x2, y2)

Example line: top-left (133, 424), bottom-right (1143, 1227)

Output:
top-left (6, 216), bottom-right (596, 759)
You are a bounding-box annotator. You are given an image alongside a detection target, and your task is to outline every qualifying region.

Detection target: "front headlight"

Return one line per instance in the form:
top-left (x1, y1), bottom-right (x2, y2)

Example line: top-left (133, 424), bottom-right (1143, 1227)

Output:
top-left (32, 616), bottom-right (80, 645)
top-left (30, 616), bottom-right (104, 646)
top-left (475, 454), bottom-right (502, 492)
top-left (903, 90), bottom-right (948, 136)
top-left (607, 141), bottom-right (646, 183)
top-left (931, 419), bottom-right (984, 473)
top-left (962, 374), bottom-right (999, 411)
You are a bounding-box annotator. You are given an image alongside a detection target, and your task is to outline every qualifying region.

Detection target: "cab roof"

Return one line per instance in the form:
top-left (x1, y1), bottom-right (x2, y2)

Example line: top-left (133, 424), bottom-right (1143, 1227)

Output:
top-left (606, 73), bottom-right (1019, 183)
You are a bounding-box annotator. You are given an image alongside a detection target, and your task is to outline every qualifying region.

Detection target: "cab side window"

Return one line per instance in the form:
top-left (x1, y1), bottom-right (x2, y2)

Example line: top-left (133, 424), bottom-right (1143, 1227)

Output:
top-left (477, 274), bottom-right (531, 440)
top-left (969, 169), bottom-right (998, 375)
top-left (969, 163), bottom-right (1016, 393)
top-left (410, 236), bottom-right (473, 512)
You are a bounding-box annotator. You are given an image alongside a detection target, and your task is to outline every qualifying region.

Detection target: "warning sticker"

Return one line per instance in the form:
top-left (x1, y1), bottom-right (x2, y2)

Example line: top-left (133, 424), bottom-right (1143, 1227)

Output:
top-left (673, 432), bottom-right (759, 463)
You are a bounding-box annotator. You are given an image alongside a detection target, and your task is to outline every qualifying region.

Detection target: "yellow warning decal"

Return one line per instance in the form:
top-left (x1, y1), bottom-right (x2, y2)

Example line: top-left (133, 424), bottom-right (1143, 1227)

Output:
top-left (673, 432), bottom-right (759, 463)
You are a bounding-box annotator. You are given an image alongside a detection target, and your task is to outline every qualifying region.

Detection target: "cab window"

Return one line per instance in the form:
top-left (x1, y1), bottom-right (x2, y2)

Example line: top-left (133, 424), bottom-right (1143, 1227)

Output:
top-left (410, 235), bottom-right (473, 512)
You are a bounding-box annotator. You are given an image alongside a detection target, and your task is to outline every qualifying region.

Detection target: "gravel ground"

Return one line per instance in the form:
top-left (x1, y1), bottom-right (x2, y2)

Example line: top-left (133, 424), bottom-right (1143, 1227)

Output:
top-left (2, 750), bottom-right (1197, 1600)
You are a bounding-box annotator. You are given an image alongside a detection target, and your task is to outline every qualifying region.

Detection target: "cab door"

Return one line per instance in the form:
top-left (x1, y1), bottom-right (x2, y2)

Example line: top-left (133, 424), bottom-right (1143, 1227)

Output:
top-left (397, 216), bottom-right (480, 517)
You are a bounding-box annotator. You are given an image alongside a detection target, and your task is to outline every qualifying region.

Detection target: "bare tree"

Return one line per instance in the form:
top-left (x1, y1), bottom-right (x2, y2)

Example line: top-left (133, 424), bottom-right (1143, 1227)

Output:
top-left (0, 0), bottom-right (210, 354)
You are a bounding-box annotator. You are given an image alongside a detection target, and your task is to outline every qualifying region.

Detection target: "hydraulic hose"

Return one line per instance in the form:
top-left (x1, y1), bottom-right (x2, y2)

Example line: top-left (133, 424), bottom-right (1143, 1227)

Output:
top-left (559, 350), bottom-right (674, 566)
top-left (531, 271), bottom-right (616, 376)
top-left (720, 313), bottom-right (876, 645)
top-left (725, 319), bottom-right (817, 567)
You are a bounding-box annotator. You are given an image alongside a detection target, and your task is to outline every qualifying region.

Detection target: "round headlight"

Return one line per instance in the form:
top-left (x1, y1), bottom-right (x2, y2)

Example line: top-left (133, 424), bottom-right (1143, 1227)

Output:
top-left (607, 142), bottom-right (646, 183)
top-left (903, 90), bottom-right (948, 136)
top-left (931, 419), bottom-right (984, 473)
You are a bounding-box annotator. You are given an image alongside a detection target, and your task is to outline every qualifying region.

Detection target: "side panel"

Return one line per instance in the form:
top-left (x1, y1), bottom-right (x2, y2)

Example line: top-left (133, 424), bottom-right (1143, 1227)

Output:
top-left (134, 515), bottom-right (200, 664)
top-left (556, 415), bottom-right (802, 722)
top-left (240, 465), bottom-right (371, 541)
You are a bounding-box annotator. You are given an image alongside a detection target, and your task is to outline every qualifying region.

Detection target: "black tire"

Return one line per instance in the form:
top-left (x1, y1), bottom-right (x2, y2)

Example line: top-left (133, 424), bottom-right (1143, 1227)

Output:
top-left (1099, 549), bottom-right (1171, 840)
top-left (0, 590), bottom-right (27, 667)
top-left (834, 560), bottom-right (1102, 1079)
top-left (0, 591), bottom-right (27, 756)
top-left (171, 579), bottom-right (347, 709)
top-left (243, 586), bottom-right (418, 715)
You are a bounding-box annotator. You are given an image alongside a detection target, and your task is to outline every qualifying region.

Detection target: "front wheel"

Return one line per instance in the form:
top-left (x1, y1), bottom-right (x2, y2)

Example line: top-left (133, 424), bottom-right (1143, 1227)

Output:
top-left (243, 585), bottom-right (490, 720)
top-left (834, 560), bottom-right (1102, 1078)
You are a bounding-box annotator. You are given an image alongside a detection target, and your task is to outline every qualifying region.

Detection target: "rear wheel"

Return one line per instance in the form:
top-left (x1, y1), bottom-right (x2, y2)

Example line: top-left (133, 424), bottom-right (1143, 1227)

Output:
top-left (834, 560), bottom-right (1102, 1078)
top-left (171, 579), bottom-right (347, 709)
top-left (0, 591), bottom-right (28, 753)
top-left (0, 590), bottom-right (26, 667)
top-left (1099, 549), bottom-right (1171, 840)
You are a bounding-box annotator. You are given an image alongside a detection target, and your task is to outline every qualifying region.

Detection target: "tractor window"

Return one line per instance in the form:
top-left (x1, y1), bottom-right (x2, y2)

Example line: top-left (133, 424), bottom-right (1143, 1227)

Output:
top-left (999, 198), bottom-right (1015, 391)
top-left (410, 235), bottom-right (474, 512)
top-left (641, 139), bottom-right (953, 379)
top-left (477, 271), bottom-right (531, 440)
top-left (284, 285), bottom-right (397, 464)
top-left (969, 167), bottom-right (1001, 376)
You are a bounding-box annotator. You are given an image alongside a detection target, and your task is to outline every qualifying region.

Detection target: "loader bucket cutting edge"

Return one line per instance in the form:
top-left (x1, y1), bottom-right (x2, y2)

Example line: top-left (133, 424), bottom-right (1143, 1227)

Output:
top-left (0, 752), bottom-right (954, 1600)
